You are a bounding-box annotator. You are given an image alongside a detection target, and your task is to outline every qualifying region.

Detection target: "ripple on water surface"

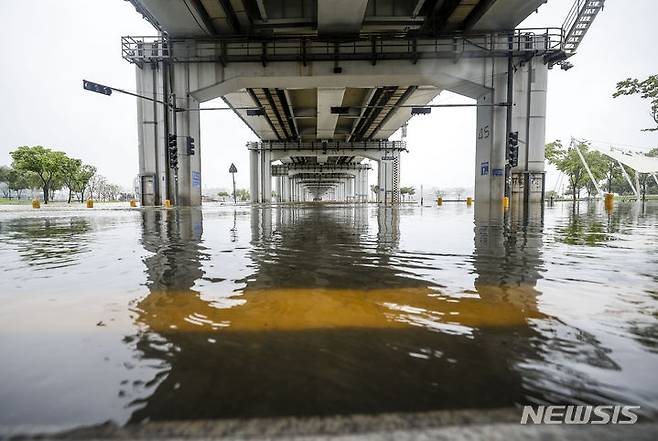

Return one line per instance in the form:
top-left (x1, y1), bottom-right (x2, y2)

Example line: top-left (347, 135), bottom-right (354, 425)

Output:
top-left (0, 202), bottom-right (657, 434)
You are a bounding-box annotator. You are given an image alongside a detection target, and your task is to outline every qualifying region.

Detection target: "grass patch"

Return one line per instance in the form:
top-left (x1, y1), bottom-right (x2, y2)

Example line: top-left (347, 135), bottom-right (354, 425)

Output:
top-left (0, 198), bottom-right (32, 205)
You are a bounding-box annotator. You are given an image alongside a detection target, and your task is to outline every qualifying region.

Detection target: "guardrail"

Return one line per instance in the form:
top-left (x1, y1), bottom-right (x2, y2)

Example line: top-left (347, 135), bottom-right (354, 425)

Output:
top-left (122, 28), bottom-right (565, 66)
top-left (248, 140), bottom-right (407, 151)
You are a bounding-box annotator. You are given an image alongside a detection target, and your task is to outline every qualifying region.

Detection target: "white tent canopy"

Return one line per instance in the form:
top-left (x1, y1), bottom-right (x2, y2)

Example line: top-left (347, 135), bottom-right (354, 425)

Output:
top-left (591, 145), bottom-right (658, 174)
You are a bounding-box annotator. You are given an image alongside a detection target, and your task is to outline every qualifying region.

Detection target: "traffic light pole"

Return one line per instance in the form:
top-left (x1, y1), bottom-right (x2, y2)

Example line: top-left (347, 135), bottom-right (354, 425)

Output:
top-left (504, 37), bottom-right (514, 201)
top-left (170, 93), bottom-right (179, 206)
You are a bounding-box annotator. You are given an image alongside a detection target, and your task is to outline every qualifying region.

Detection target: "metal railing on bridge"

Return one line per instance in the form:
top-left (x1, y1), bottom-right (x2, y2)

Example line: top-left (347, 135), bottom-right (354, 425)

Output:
top-left (247, 140), bottom-right (407, 152)
top-left (121, 28), bottom-right (565, 66)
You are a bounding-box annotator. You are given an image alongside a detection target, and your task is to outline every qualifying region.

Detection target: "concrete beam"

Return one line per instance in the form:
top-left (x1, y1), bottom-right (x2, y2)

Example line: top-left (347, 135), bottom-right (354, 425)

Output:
top-left (190, 58), bottom-right (491, 103)
top-left (316, 88), bottom-right (346, 139)
top-left (317, 0), bottom-right (368, 36)
top-left (134, 0), bottom-right (214, 35)
top-left (372, 86), bottom-right (441, 139)
top-left (223, 90), bottom-right (278, 139)
top-left (471, 0), bottom-right (547, 31)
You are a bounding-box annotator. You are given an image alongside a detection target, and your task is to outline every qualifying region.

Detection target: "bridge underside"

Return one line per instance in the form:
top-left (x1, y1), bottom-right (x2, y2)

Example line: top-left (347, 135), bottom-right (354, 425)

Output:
top-left (128, 0), bottom-right (554, 210)
top-left (129, 0), bottom-right (547, 38)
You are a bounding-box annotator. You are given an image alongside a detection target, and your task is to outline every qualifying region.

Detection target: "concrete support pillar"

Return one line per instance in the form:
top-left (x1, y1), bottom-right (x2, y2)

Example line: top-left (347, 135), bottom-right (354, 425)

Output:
top-left (281, 176), bottom-right (290, 202)
top-left (378, 152), bottom-right (400, 204)
top-left (171, 63), bottom-right (202, 206)
top-left (260, 150), bottom-right (272, 203)
top-left (135, 62), bottom-right (168, 206)
top-left (249, 149), bottom-right (259, 203)
top-left (360, 169), bottom-right (369, 203)
top-left (275, 176), bottom-right (282, 202)
top-left (510, 57), bottom-right (548, 205)
top-left (249, 145), bottom-right (272, 204)
top-left (474, 59), bottom-right (507, 206)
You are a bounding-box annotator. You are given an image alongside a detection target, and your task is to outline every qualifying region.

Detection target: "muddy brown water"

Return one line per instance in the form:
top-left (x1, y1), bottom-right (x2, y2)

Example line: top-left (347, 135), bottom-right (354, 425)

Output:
top-left (0, 201), bottom-right (657, 434)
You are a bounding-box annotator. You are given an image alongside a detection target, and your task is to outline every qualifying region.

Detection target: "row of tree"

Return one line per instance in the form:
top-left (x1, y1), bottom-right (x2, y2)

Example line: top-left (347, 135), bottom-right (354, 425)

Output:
top-left (1, 145), bottom-right (122, 203)
top-left (218, 189), bottom-right (250, 201)
top-left (546, 140), bottom-right (658, 201)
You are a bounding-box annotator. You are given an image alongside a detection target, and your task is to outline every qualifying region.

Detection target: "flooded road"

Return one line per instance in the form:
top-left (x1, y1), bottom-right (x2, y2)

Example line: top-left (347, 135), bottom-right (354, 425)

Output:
top-left (0, 202), bottom-right (657, 434)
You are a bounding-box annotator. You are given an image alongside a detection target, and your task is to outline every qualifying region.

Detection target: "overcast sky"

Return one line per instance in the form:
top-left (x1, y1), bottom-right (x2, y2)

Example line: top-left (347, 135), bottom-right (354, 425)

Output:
top-left (1, 0), bottom-right (656, 194)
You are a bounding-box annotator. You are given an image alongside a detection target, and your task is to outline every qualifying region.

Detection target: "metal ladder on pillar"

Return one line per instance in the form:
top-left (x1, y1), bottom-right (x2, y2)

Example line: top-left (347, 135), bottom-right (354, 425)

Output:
top-left (563, 0), bottom-right (605, 54)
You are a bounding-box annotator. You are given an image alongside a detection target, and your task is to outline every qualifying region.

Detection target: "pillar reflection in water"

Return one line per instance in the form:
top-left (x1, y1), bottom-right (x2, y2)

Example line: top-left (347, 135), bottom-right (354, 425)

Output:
top-left (127, 204), bottom-right (618, 424)
top-left (473, 203), bottom-right (620, 405)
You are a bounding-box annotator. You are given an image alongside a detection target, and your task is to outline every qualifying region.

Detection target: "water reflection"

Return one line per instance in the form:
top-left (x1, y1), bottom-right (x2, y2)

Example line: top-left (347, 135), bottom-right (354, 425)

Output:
top-left (1, 202), bottom-right (657, 433)
top-left (125, 204), bottom-right (596, 422)
top-left (0, 217), bottom-right (91, 269)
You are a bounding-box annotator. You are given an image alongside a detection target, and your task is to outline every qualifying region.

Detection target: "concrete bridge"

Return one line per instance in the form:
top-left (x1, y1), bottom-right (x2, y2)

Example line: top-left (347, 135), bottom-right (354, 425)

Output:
top-left (124, 0), bottom-right (564, 208)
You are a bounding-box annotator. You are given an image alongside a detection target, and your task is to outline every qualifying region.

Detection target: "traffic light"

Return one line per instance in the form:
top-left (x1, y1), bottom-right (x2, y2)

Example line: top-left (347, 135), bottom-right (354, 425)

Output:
top-left (507, 131), bottom-right (519, 168)
top-left (186, 136), bottom-right (195, 155)
top-left (83, 80), bottom-right (112, 96)
top-left (168, 134), bottom-right (178, 169)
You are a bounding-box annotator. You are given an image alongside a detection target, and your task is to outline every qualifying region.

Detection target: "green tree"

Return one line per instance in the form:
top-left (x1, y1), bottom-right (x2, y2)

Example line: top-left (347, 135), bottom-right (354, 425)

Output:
top-left (61, 157), bottom-right (82, 203)
top-left (7, 168), bottom-right (33, 199)
top-left (370, 184), bottom-right (379, 201)
top-left (10, 146), bottom-right (67, 204)
top-left (235, 188), bottom-right (250, 201)
top-left (400, 186), bottom-right (415, 202)
top-left (400, 186), bottom-right (409, 201)
top-left (0, 166), bottom-right (10, 198)
top-left (613, 75), bottom-right (658, 131)
top-left (639, 147), bottom-right (658, 199)
top-left (71, 164), bottom-right (96, 202)
top-left (546, 140), bottom-right (607, 202)
top-left (583, 150), bottom-right (608, 198)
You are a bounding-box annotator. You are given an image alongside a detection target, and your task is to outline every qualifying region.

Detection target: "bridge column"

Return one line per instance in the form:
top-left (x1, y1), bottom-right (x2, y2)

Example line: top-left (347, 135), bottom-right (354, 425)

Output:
top-left (378, 152), bottom-right (400, 205)
top-left (248, 145), bottom-right (273, 204)
top-left (275, 176), bottom-right (282, 202)
top-left (511, 57), bottom-right (548, 205)
top-left (360, 169), bottom-right (368, 203)
top-left (260, 150), bottom-right (272, 203)
top-left (249, 149), bottom-right (259, 203)
top-left (281, 176), bottom-right (290, 202)
top-left (135, 62), bottom-right (168, 206)
top-left (171, 63), bottom-right (202, 206)
top-left (474, 62), bottom-right (507, 207)
top-left (286, 176), bottom-right (291, 202)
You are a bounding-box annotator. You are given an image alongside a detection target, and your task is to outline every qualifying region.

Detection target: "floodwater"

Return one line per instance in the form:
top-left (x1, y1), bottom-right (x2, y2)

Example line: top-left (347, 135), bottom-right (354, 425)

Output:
top-left (0, 201), bottom-right (657, 434)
